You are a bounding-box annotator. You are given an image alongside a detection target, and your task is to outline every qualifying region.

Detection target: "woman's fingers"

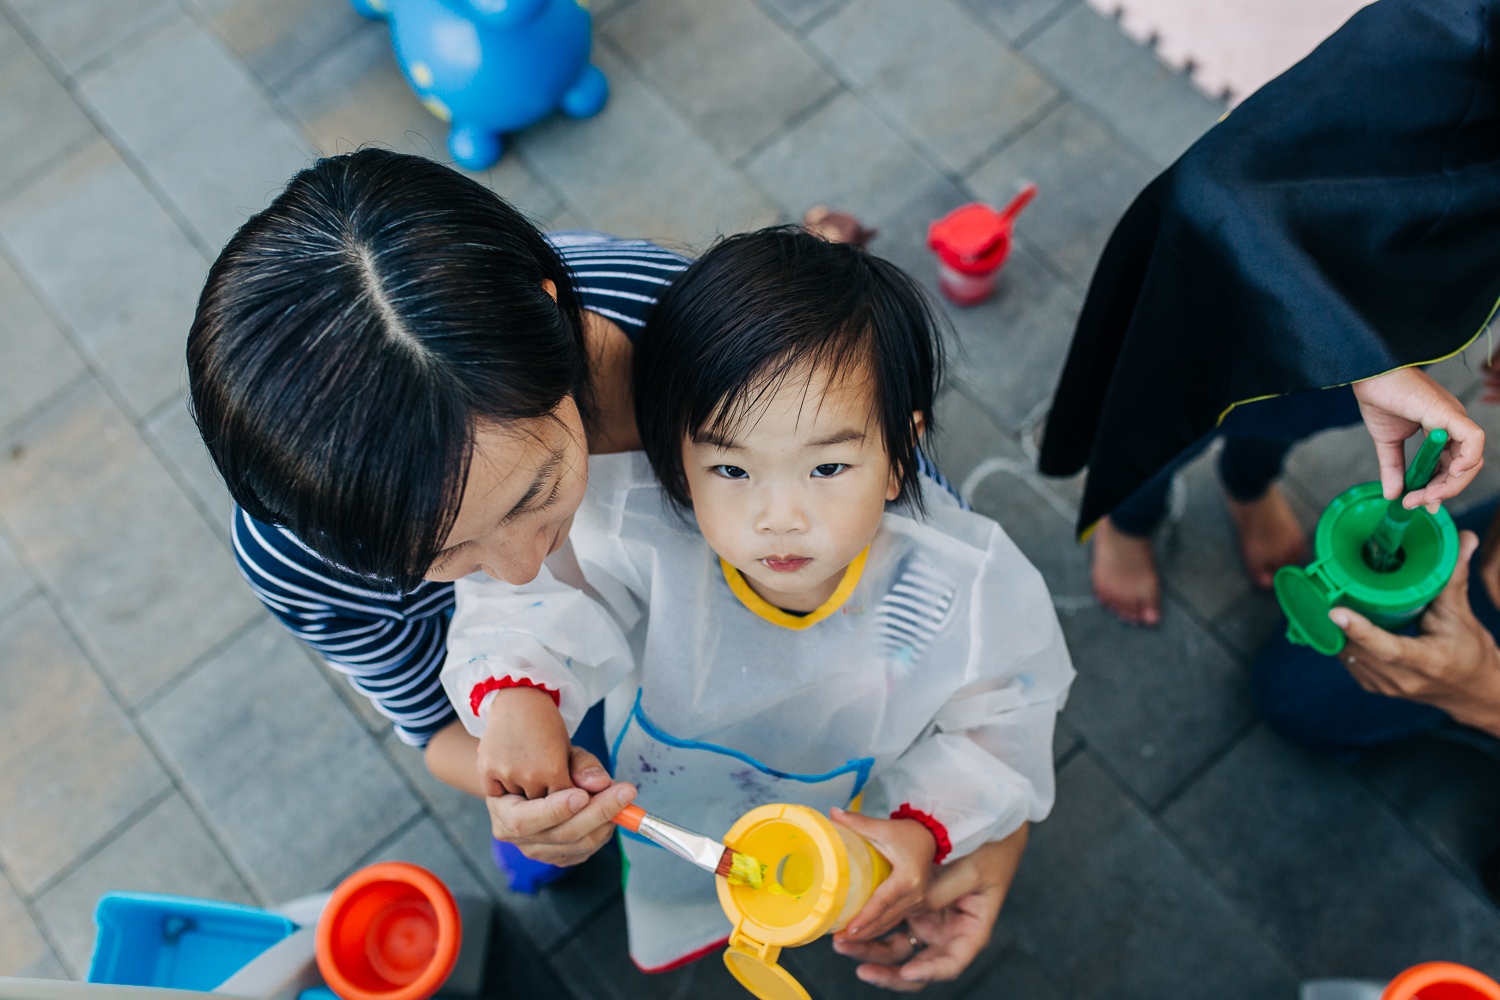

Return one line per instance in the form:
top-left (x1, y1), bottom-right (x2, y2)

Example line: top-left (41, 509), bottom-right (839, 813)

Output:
top-left (488, 787), bottom-right (588, 841)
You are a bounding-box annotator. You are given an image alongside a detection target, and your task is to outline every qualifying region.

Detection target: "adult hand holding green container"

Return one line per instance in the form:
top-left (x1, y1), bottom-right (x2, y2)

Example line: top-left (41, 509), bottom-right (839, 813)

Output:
top-left (1274, 430), bottom-right (1460, 656)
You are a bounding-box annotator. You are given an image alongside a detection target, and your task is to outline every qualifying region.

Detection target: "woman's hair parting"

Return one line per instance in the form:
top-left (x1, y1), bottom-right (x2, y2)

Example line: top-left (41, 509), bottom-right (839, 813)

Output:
top-left (634, 225), bottom-right (946, 513)
top-left (187, 148), bottom-right (587, 591)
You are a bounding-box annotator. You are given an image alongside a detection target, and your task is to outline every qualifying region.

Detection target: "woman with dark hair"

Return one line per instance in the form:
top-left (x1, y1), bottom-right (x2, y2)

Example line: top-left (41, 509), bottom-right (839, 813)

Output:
top-left (189, 148), bottom-right (1015, 988)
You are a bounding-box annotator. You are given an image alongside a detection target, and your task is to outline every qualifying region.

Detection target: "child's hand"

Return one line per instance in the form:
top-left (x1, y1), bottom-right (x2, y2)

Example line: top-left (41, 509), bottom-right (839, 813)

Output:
top-left (828, 806), bottom-right (937, 943)
top-left (476, 686), bottom-right (574, 798)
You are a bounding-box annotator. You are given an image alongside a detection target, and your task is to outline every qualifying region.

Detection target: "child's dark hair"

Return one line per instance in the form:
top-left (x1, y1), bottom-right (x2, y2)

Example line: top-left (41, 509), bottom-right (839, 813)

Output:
top-left (634, 226), bottom-right (945, 513)
top-left (187, 148), bottom-right (588, 592)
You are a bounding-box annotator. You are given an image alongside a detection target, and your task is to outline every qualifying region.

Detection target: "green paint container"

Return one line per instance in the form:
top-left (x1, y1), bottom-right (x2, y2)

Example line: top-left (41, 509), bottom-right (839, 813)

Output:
top-left (1274, 481), bottom-right (1459, 656)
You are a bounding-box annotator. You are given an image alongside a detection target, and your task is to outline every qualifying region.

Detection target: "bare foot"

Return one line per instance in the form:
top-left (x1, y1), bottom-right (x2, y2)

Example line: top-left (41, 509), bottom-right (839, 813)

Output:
top-left (1224, 484), bottom-right (1308, 589)
top-left (1091, 516), bottom-right (1161, 626)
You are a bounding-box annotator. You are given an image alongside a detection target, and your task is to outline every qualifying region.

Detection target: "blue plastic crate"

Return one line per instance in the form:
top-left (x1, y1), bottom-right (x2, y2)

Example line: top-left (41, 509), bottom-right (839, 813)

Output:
top-left (88, 892), bottom-right (297, 991)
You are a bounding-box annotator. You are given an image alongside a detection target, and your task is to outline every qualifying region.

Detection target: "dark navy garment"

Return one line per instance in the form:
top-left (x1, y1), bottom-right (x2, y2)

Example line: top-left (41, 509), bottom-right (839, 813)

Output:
top-left (232, 233), bottom-right (689, 745)
top-left (1253, 500), bottom-right (1500, 761)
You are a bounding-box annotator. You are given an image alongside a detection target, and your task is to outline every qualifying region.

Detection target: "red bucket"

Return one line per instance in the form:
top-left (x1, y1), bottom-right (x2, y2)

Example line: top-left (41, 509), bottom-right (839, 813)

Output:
top-left (315, 862), bottom-right (461, 1000)
top-left (1382, 962), bottom-right (1500, 1000)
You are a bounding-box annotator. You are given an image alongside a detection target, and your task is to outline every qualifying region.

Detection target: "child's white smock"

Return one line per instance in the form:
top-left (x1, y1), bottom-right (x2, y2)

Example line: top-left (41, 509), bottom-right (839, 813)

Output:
top-left (441, 452), bottom-right (1074, 971)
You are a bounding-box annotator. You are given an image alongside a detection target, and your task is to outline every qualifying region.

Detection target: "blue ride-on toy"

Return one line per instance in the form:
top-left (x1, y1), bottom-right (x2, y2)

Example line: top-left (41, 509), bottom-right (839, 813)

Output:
top-left (351, 0), bottom-right (608, 170)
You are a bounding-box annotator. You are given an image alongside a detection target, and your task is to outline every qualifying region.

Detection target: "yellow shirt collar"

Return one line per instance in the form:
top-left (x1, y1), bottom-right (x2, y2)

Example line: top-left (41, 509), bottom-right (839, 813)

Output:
top-left (720, 548), bottom-right (868, 630)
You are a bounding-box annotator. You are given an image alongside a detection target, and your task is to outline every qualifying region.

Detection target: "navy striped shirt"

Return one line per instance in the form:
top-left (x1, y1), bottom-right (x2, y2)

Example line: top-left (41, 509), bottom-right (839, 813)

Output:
top-left (232, 233), bottom-right (690, 746)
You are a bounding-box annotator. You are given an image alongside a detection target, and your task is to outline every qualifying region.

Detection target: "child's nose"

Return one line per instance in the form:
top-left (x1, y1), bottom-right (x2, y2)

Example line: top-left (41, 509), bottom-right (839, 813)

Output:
top-left (756, 487), bottom-right (810, 534)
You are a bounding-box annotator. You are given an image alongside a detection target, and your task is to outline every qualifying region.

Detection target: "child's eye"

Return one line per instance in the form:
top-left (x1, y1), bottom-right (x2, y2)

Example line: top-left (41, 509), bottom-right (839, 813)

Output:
top-left (714, 465), bottom-right (749, 479)
top-left (812, 463), bottom-right (847, 478)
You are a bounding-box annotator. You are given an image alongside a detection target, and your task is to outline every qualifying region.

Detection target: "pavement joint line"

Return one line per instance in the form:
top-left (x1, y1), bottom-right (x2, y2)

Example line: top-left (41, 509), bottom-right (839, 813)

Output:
top-left (1151, 715), bottom-right (1258, 816)
top-left (1009, 0), bottom-right (1083, 51)
top-left (956, 90), bottom-right (1068, 181)
top-left (23, 784), bottom-right (178, 905)
top-left (0, 368), bottom-right (96, 443)
top-left (593, 0), bottom-right (644, 29)
top-left (126, 613), bottom-right (270, 719)
top-left (0, 129), bottom-right (102, 208)
top-left (1, 848), bottom-right (73, 980)
top-left (339, 808), bottom-right (431, 885)
top-left (1054, 739), bottom-right (1087, 769)
top-left (728, 79), bottom-right (846, 172)
top-left (252, 15), bottom-right (377, 97)
top-left (796, 0), bottom-right (854, 37)
top-left (63, 4), bottom-right (182, 85)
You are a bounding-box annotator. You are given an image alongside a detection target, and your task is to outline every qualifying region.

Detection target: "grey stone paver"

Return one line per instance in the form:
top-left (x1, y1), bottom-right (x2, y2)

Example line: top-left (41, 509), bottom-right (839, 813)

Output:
top-left (2, 0), bottom-right (1497, 992)
top-left (810, 0), bottom-right (1057, 174)
top-left (1004, 752), bottom-right (1301, 1000)
top-left (518, 46), bottom-right (782, 249)
top-left (77, 10), bottom-right (314, 253)
top-left (0, 251), bottom-right (85, 439)
top-left (967, 100), bottom-right (1156, 288)
top-left (0, 875), bottom-right (64, 979)
top-left (604, 0), bottom-right (840, 164)
top-left (141, 620), bottom-right (422, 902)
top-left (1163, 726), bottom-right (1500, 978)
top-left (1021, 2), bottom-right (1224, 168)
top-left (32, 792), bottom-right (254, 977)
top-left (0, 380), bottom-right (261, 705)
top-left (0, 16), bottom-right (96, 199)
top-left (0, 596), bottom-right (171, 895)
top-left (4, 0), bottom-right (176, 76)
top-left (0, 139), bottom-right (208, 416)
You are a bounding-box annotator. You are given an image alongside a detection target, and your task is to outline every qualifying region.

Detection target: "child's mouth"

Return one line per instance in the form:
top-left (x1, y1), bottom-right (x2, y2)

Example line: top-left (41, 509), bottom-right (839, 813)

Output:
top-left (761, 556), bottom-right (812, 573)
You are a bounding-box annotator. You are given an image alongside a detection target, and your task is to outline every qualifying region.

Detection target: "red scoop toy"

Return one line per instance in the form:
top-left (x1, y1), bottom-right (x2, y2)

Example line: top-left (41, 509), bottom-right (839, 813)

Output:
top-left (927, 184), bottom-right (1038, 306)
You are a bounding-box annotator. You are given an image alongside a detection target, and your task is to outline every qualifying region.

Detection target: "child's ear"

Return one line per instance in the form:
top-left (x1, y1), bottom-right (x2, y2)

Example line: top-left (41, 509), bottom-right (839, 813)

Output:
top-left (911, 410), bottom-right (926, 438)
top-left (886, 465), bottom-right (901, 502)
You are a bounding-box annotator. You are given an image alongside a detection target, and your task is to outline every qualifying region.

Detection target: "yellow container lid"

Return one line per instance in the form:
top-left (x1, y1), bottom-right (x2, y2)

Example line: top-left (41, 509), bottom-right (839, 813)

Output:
top-left (716, 804), bottom-right (852, 1000)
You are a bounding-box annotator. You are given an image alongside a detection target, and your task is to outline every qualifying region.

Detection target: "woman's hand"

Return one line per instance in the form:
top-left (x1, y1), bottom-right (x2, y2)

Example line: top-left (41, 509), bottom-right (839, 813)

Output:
top-left (830, 809), bottom-right (937, 943)
top-left (1352, 367), bottom-right (1484, 510)
top-left (1332, 530), bottom-right (1500, 738)
top-left (832, 824), bottom-right (1028, 991)
top-left (486, 745), bottom-right (636, 866)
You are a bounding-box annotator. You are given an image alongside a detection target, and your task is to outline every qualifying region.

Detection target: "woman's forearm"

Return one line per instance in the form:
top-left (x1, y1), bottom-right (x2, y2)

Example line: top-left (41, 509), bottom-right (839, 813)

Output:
top-left (424, 720), bottom-right (485, 798)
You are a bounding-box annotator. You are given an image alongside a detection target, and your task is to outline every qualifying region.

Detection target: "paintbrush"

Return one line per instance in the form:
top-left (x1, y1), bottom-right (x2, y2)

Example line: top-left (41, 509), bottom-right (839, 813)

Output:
top-left (612, 804), bottom-right (765, 887)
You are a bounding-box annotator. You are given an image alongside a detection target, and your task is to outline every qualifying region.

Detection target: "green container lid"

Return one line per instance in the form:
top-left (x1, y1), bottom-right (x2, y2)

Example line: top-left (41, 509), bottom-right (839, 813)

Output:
top-left (1274, 481), bottom-right (1458, 656)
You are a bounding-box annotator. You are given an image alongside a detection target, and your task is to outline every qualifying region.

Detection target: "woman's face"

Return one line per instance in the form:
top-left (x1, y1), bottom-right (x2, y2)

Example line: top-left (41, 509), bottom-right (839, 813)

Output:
top-left (423, 396), bottom-right (590, 585)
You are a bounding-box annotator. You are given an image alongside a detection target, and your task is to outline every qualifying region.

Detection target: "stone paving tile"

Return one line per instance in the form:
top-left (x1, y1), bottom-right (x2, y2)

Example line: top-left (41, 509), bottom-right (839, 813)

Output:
top-left (358, 816), bottom-right (489, 901)
top-left (380, 731), bottom-right (624, 953)
top-left (0, 875), bottom-right (65, 979)
top-left (1281, 423), bottom-right (1384, 513)
top-left (1351, 734), bottom-right (1500, 902)
top-left (0, 16), bottom-right (97, 199)
top-left (965, 946), bottom-right (1065, 999)
top-left (0, 139), bottom-right (207, 416)
top-left (186, 0), bottom-right (370, 91)
top-left (276, 27), bottom-right (562, 219)
top-left (0, 533), bottom-right (36, 619)
top-left (4, 0), bottom-right (175, 76)
top-left (929, 385), bottom-right (1024, 491)
top-left (1052, 598), bottom-right (1253, 808)
top-left (1210, 588), bottom-right (1285, 663)
top-left (604, 0), bottom-right (840, 164)
top-left (967, 100), bottom-right (1155, 288)
top-left (747, 89), bottom-right (945, 230)
top-left (546, 895), bottom-right (743, 1000)
top-left (962, 0), bottom-right (1075, 43)
top-left (0, 596), bottom-right (171, 895)
top-left (142, 396), bottom-right (233, 545)
top-left (810, 0), bottom-right (1057, 174)
top-left (0, 251), bottom-right (86, 436)
top-left (1163, 725), bottom-right (1500, 979)
top-left (1155, 446), bottom-right (1254, 625)
top-left (0, 380), bottom-right (262, 705)
top-left (141, 619), bottom-right (422, 902)
top-left (1004, 752), bottom-right (1299, 1000)
top-left (868, 178), bottom-right (1082, 434)
top-left (518, 47), bottom-right (781, 250)
top-left (1021, 2), bottom-right (1223, 169)
top-left (32, 791), bottom-right (255, 977)
top-left (1429, 341), bottom-right (1492, 404)
top-left (78, 10), bottom-right (314, 253)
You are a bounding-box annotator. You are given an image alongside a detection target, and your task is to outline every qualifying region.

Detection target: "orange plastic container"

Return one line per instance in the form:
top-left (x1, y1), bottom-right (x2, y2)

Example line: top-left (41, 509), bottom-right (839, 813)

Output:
top-left (1382, 962), bottom-right (1500, 1000)
top-left (315, 862), bottom-right (462, 1000)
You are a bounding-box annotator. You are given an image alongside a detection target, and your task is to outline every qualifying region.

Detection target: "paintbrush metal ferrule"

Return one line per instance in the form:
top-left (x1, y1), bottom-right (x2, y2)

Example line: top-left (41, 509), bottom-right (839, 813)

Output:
top-left (635, 813), bottom-right (729, 874)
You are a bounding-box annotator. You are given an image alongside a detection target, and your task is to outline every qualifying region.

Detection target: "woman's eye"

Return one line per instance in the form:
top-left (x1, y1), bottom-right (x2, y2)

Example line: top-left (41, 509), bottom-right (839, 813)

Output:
top-left (714, 465), bottom-right (749, 479)
top-left (812, 463), bottom-right (847, 478)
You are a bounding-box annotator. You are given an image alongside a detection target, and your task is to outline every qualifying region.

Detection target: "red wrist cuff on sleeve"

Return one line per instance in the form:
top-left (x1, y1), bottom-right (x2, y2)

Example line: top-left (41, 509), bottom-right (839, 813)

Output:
top-left (469, 676), bottom-right (560, 717)
top-left (891, 803), bottom-right (952, 864)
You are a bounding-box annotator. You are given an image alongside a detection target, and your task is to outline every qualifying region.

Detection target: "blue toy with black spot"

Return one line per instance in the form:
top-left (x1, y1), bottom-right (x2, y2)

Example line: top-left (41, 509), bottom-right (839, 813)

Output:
top-left (350, 0), bottom-right (608, 171)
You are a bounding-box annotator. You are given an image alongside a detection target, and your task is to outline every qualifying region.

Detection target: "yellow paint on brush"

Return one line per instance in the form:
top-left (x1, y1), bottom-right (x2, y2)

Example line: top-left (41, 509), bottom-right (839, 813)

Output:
top-left (726, 852), bottom-right (766, 888)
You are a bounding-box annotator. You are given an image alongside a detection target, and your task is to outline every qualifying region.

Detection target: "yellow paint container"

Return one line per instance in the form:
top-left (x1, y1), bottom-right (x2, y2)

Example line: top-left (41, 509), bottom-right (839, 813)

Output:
top-left (716, 804), bottom-right (891, 1000)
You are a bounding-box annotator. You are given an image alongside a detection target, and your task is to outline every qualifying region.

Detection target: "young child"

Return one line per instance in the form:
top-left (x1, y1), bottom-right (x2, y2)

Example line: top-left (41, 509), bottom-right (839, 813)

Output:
top-left (441, 227), bottom-right (1075, 971)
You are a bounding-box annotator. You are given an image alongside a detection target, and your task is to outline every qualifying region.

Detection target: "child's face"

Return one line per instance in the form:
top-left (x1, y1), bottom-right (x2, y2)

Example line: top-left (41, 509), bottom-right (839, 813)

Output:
top-left (683, 364), bottom-right (902, 612)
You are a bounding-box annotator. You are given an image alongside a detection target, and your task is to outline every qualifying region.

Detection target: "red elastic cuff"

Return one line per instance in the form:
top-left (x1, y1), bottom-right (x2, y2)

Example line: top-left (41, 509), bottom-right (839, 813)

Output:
top-left (469, 676), bottom-right (560, 716)
top-left (891, 803), bottom-right (952, 864)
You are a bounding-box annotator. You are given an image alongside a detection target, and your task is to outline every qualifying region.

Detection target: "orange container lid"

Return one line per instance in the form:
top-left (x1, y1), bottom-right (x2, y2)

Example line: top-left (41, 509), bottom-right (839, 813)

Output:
top-left (1382, 962), bottom-right (1500, 1000)
top-left (315, 862), bottom-right (461, 1000)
